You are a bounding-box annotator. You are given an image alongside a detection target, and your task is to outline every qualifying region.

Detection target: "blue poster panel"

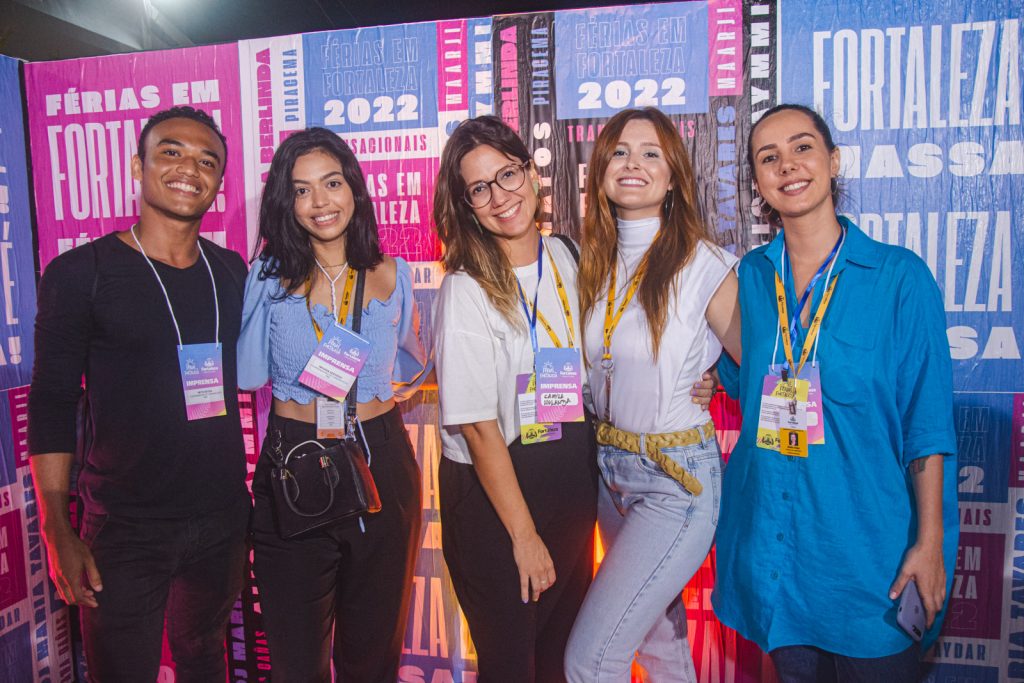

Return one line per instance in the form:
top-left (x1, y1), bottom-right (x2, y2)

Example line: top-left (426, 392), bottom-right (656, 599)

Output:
top-left (0, 386), bottom-right (75, 682)
top-left (303, 23), bottom-right (440, 133)
top-left (780, 2), bottom-right (1022, 391)
top-left (0, 55), bottom-right (38, 391)
top-left (554, 2), bottom-right (710, 119)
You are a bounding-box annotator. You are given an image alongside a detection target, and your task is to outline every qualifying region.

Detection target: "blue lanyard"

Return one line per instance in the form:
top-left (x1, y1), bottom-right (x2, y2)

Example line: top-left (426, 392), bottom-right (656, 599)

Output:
top-left (514, 236), bottom-right (544, 356)
top-left (785, 231), bottom-right (843, 343)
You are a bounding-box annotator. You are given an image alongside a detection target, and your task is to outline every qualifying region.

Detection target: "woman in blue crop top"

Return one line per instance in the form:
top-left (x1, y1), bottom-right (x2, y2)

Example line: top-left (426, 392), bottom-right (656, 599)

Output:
top-left (238, 127), bottom-right (428, 683)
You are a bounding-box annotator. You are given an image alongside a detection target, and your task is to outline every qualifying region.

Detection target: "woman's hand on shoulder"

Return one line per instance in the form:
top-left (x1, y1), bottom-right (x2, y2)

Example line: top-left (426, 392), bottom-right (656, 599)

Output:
top-left (691, 371), bottom-right (718, 411)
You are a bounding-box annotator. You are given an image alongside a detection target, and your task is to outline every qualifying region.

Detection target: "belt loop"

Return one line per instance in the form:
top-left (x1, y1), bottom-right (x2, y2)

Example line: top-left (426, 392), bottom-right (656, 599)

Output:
top-left (699, 421), bottom-right (713, 448)
top-left (638, 432), bottom-right (647, 457)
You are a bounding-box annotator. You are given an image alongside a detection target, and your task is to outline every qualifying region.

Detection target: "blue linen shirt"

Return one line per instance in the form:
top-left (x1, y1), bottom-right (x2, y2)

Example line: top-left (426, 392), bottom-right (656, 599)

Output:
top-left (712, 217), bottom-right (958, 657)
top-left (237, 255), bottom-right (428, 403)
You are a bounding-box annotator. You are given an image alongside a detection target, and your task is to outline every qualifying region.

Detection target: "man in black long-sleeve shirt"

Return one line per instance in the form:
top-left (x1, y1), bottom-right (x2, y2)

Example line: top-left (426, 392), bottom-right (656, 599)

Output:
top-left (28, 107), bottom-right (249, 682)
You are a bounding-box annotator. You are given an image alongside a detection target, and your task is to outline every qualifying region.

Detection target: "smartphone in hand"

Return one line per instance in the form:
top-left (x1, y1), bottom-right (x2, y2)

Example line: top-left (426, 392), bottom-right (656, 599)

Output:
top-left (897, 580), bottom-right (926, 641)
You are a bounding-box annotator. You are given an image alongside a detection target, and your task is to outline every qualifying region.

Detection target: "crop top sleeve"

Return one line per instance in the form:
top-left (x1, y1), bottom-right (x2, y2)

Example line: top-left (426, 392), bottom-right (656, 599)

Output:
top-left (237, 256), bottom-right (429, 404)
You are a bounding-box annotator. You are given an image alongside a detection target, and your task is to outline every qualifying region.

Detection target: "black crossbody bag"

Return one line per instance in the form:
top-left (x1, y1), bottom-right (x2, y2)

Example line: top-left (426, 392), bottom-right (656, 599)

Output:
top-left (266, 269), bottom-right (382, 538)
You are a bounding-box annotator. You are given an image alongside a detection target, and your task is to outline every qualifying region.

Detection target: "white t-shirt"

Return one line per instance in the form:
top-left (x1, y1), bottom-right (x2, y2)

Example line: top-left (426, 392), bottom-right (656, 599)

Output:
top-left (584, 217), bottom-right (738, 434)
top-left (434, 237), bottom-right (584, 464)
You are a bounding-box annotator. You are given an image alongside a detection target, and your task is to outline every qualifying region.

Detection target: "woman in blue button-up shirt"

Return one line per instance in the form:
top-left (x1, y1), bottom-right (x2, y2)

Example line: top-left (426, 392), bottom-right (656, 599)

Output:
top-left (712, 104), bottom-right (958, 682)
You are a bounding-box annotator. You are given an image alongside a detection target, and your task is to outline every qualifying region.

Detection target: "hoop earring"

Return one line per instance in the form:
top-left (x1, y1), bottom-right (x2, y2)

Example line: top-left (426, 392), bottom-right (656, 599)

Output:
top-left (757, 197), bottom-right (776, 220)
top-left (663, 190), bottom-right (674, 217)
top-left (830, 177), bottom-right (839, 195)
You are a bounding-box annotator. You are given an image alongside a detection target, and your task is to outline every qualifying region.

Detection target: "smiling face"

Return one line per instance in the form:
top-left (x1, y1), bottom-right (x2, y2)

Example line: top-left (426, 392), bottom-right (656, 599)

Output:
top-left (291, 149), bottom-right (355, 251)
top-left (131, 117), bottom-right (225, 222)
top-left (751, 108), bottom-right (840, 226)
top-left (459, 144), bottom-right (538, 247)
top-left (602, 119), bottom-right (672, 221)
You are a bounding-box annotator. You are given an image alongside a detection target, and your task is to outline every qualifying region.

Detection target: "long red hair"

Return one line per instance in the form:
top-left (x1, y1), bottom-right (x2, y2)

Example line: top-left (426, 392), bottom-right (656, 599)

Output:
top-left (578, 108), bottom-right (712, 358)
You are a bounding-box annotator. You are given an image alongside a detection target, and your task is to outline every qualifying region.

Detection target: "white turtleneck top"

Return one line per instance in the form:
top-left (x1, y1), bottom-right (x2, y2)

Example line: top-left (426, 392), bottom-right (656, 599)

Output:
top-left (583, 216), bottom-right (738, 434)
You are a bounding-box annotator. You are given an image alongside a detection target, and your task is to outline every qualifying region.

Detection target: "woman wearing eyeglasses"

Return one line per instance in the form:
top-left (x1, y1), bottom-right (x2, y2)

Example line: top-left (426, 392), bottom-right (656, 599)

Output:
top-left (431, 115), bottom-right (598, 682)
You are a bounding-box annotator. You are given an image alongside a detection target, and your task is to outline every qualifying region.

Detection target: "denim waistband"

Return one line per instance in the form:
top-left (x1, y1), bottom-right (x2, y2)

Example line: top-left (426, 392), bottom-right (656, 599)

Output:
top-left (596, 419), bottom-right (716, 496)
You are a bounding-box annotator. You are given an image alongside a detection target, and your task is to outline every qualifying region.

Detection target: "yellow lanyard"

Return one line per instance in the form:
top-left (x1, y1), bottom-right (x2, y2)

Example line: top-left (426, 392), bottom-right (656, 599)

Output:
top-left (522, 249), bottom-right (576, 348)
top-left (307, 267), bottom-right (358, 343)
top-left (601, 258), bottom-right (645, 364)
top-left (600, 258), bottom-right (645, 423)
top-left (773, 270), bottom-right (840, 379)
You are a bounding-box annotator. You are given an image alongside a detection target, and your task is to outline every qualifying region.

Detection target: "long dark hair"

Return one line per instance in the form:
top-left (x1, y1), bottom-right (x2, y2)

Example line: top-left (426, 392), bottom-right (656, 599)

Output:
top-left (254, 127), bottom-right (381, 293)
top-left (748, 103), bottom-right (841, 228)
top-left (579, 107), bottom-right (712, 358)
top-left (433, 115), bottom-right (538, 325)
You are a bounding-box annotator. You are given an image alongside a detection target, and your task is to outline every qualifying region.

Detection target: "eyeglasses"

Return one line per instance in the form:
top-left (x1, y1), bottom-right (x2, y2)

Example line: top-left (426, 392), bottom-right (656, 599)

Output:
top-left (463, 161), bottom-right (528, 208)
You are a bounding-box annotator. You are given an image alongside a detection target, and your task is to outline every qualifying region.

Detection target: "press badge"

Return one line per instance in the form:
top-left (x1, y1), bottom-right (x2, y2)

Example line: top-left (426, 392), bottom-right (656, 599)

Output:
top-left (516, 373), bottom-right (562, 445)
top-left (178, 343), bottom-right (227, 421)
top-left (756, 374), bottom-right (809, 452)
top-left (315, 397), bottom-right (346, 439)
top-left (770, 363), bottom-right (825, 445)
top-left (299, 323), bottom-right (371, 402)
top-left (778, 400), bottom-right (809, 457)
top-left (534, 347), bottom-right (584, 424)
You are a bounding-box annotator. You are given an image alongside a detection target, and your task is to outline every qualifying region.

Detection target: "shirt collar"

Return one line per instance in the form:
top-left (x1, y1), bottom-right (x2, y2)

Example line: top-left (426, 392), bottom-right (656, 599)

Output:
top-left (761, 215), bottom-right (882, 273)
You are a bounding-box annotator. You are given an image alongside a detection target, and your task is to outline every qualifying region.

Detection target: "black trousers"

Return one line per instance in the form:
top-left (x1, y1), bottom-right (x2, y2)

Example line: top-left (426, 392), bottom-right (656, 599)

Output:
top-left (440, 420), bottom-right (599, 683)
top-left (80, 493), bottom-right (250, 683)
top-left (251, 406), bottom-right (422, 683)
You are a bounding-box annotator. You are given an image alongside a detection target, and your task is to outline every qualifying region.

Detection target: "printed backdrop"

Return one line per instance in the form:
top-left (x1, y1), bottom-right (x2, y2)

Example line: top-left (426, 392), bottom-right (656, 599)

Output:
top-left (0, 0), bottom-right (1018, 681)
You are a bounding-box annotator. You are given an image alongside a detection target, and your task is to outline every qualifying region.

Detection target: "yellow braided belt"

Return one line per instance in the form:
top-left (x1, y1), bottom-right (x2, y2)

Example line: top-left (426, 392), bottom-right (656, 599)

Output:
top-left (595, 420), bottom-right (716, 496)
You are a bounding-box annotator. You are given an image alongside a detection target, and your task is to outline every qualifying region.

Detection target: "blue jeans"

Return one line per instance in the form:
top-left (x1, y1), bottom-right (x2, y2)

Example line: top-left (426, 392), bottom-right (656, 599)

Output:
top-left (79, 494), bottom-right (250, 682)
top-left (770, 644), bottom-right (922, 682)
top-left (564, 428), bottom-right (722, 683)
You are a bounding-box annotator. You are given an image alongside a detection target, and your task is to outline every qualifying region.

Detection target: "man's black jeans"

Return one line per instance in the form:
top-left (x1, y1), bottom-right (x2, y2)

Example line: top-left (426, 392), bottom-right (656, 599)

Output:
top-left (79, 493), bottom-right (250, 682)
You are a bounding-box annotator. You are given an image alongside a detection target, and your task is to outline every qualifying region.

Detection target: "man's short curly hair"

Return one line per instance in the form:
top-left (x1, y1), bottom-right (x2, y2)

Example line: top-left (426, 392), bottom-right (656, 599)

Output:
top-left (137, 106), bottom-right (228, 169)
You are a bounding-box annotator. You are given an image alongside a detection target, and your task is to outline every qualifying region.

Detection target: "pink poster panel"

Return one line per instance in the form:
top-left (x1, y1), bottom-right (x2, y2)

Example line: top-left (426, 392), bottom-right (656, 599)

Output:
top-left (24, 46), bottom-right (247, 268)
top-left (356, 156), bottom-right (440, 262)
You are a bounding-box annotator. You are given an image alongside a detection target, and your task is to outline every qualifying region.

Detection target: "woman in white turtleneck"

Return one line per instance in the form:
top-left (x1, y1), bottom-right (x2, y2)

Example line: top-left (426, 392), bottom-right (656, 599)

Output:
top-left (564, 108), bottom-right (741, 683)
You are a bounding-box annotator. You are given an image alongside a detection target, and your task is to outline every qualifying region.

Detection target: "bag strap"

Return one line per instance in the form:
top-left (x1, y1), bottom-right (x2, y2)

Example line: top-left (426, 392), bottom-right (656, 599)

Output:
top-left (346, 269), bottom-right (366, 430)
top-left (552, 233), bottom-right (579, 264)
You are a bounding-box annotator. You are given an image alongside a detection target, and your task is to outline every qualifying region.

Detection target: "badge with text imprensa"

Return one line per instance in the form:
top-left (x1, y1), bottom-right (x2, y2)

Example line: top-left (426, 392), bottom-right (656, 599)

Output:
top-left (517, 373), bottom-right (562, 445)
top-left (778, 400), bottom-right (809, 457)
top-left (178, 343), bottom-right (226, 421)
top-left (299, 323), bottom-right (371, 402)
top-left (534, 347), bottom-right (584, 424)
top-left (770, 363), bottom-right (825, 444)
top-left (315, 397), bottom-right (346, 439)
top-left (756, 374), bottom-right (809, 452)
